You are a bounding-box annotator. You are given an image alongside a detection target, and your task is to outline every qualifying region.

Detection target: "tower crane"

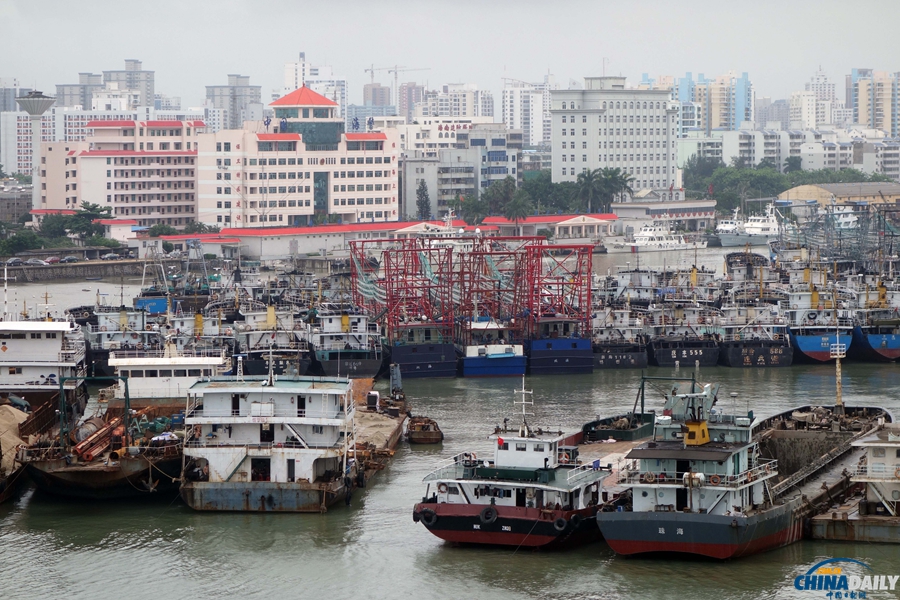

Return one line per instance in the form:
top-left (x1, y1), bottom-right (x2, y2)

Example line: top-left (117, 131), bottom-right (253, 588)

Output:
top-left (364, 64), bottom-right (391, 84)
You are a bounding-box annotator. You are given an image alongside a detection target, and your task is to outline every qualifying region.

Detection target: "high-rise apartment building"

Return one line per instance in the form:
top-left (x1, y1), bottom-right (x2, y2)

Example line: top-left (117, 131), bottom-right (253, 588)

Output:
top-left (398, 82), bottom-right (425, 123)
top-left (415, 84), bottom-right (494, 119)
top-left (206, 74), bottom-right (262, 130)
top-left (550, 77), bottom-right (681, 198)
top-left (56, 73), bottom-right (103, 109)
top-left (0, 79), bottom-right (32, 113)
top-left (42, 119), bottom-right (204, 223)
top-left (849, 69), bottom-right (899, 136)
top-left (502, 81), bottom-right (542, 147)
top-left (102, 60), bottom-right (155, 108)
top-left (789, 91), bottom-right (818, 130)
top-left (363, 83), bottom-right (391, 107)
top-left (673, 71), bottom-right (754, 133)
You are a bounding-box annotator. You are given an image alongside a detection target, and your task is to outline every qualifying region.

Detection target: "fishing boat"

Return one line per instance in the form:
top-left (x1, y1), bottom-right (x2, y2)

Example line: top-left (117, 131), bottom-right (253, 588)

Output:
top-left (180, 370), bottom-right (358, 512)
top-left (596, 376), bottom-right (890, 559)
top-left (412, 379), bottom-right (608, 549)
top-left (717, 302), bottom-right (793, 367)
top-left (591, 307), bottom-right (648, 369)
top-left (454, 317), bottom-right (526, 377)
top-left (306, 303), bottom-right (385, 378)
top-left (717, 204), bottom-right (781, 247)
top-left (406, 416), bottom-right (444, 444)
top-left (20, 376), bottom-right (183, 500)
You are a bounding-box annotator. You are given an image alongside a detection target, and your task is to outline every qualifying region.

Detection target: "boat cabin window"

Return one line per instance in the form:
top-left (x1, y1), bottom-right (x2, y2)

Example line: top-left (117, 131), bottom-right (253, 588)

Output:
top-left (448, 486), bottom-right (460, 495)
top-left (498, 442), bottom-right (508, 450)
top-left (516, 443), bottom-right (527, 452)
top-left (259, 424), bottom-right (275, 443)
top-left (188, 369), bottom-right (201, 377)
top-left (873, 448), bottom-right (886, 458)
top-left (11, 333), bottom-right (25, 339)
top-left (130, 370), bottom-right (144, 378)
top-left (312, 425), bottom-right (324, 434)
top-left (145, 370), bottom-right (158, 377)
top-left (9, 367), bottom-right (22, 375)
top-left (896, 449), bottom-right (900, 458)
top-left (159, 370), bottom-right (172, 377)
top-left (30, 333), bottom-right (41, 339)
top-left (174, 369), bottom-right (187, 377)
top-left (203, 369), bottom-right (212, 376)
top-left (533, 444), bottom-right (545, 452)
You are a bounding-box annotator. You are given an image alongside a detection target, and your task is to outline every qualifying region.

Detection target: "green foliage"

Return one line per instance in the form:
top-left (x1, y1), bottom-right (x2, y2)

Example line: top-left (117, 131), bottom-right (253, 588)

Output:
top-left (756, 158), bottom-right (778, 171)
top-left (84, 235), bottom-right (120, 248)
top-left (683, 155), bottom-right (725, 197)
top-left (573, 168), bottom-right (606, 214)
top-left (38, 214), bottom-right (70, 239)
top-left (0, 164), bottom-right (7, 178)
top-left (783, 156), bottom-right (802, 173)
top-left (18, 212), bottom-right (32, 224)
top-left (536, 228), bottom-right (553, 240)
top-left (203, 253), bottom-right (217, 260)
top-left (502, 189), bottom-right (534, 234)
top-left (11, 173), bottom-right (31, 184)
top-left (162, 241), bottom-right (174, 253)
top-left (415, 180), bottom-right (431, 220)
top-left (183, 221), bottom-right (221, 234)
top-left (481, 176), bottom-right (516, 215)
top-left (0, 230), bottom-right (42, 255)
top-left (519, 170), bottom-right (578, 213)
top-left (147, 224), bottom-right (178, 237)
top-left (454, 193), bottom-right (489, 226)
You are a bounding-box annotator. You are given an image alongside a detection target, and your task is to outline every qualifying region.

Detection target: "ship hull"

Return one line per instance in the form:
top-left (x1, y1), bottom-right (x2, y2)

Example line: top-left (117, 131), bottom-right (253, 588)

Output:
top-left (648, 338), bottom-right (719, 367)
top-left (526, 339), bottom-right (593, 375)
top-left (181, 481), bottom-right (347, 512)
top-left (789, 331), bottom-right (852, 363)
top-left (850, 326), bottom-right (900, 362)
top-left (592, 345), bottom-right (648, 369)
top-left (314, 350), bottom-right (383, 378)
top-left (390, 343), bottom-right (457, 378)
top-left (597, 502), bottom-right (804, 559)
top-left (413, 502), bottom-right (600, 549)
top-left (25, 456), bottom-right (181, 500)
top-left (717, 233), bottom-right (776, 247)
top-left (718, 339), bottom-right (793, 367)
top-left (458, 355), bottom-right (527, 378)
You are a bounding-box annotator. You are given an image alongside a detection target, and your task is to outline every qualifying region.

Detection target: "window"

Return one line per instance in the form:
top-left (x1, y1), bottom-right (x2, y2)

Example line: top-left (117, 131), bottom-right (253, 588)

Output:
top-left (516, 443), bottom-right (527, 452)
top-left (534, 444), bottom-right (544, 452)
top-left (312, 425), bottom-right (324, 434)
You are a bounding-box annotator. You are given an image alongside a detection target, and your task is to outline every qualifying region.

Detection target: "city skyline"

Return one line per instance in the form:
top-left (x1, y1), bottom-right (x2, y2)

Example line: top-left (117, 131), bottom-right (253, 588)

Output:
top-left (1, 0), bottom-right (897, 109)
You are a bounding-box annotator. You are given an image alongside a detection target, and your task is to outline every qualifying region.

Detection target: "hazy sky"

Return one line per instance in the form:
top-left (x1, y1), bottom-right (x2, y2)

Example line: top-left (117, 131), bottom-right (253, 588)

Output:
top-left (1, 0), bottom-right (897, 108)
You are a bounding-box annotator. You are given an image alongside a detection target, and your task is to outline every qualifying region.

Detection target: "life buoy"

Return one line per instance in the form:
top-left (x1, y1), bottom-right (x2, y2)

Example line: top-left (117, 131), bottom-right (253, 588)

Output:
top-left (642, 472), bottom-right (656, 483)
top-left (137, 343), bottom-right (144, 350)
top-left (479, 506), bottom-right (498, 524)
top-left (437, 482), bottom-right (448, 494)
top-left (101, 326), bottom-right (108, 332)
top-left (82, 311), bottom-right (90, 319)
top-left (560, 452), bottom-right (570, 464)
top-left (146, 325), bottom-right (152, 331)
top-left (131, 333), bottom-right (138, 340)
top-left (895, 468), bottom-right (900, 479)
top-left (709, 474), bottom-right (721, 485)
top-left (553, 517), bottom-right (568, 532)
top-left (420, 509), bottom-right (437, 527)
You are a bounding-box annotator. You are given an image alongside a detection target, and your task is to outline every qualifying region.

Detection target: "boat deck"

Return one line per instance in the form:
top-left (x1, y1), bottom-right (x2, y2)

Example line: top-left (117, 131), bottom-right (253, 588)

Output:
top-left (577, 438), bottom-right (646, 495)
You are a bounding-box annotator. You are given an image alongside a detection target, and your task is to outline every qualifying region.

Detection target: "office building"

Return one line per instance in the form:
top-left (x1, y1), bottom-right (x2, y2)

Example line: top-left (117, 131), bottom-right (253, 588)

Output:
top-left (205, 74), bottom-right (262, 130)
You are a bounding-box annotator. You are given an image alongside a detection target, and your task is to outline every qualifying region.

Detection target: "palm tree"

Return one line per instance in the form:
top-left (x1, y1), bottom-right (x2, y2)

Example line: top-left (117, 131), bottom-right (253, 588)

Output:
top-left (503, 190), bottom-right (534, 235)
top-left (573, 168), bottom-right (607, 214)
top-left (599, 167), bottom-right (635, 212)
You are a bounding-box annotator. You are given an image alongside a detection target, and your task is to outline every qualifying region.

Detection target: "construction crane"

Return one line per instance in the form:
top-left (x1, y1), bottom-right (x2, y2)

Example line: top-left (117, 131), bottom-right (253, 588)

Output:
top-left (364, 64), bottom-right (391, 85)
top-left (387, 66), bottom-right (430, 107)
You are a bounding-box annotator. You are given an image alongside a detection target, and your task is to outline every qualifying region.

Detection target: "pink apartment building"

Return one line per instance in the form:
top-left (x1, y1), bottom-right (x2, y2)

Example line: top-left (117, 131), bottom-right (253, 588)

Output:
top-left (42, 119), bottom-right (206, 228)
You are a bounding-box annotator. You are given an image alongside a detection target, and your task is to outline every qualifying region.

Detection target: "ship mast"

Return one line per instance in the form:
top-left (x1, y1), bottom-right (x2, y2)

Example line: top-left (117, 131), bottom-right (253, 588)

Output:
top-left (514, 376), bottom-right (533, 437)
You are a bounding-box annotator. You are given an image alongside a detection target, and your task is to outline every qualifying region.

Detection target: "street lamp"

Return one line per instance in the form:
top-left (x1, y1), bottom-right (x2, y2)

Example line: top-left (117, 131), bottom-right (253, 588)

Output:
top-left (16, 91), bottom-right (55, 212)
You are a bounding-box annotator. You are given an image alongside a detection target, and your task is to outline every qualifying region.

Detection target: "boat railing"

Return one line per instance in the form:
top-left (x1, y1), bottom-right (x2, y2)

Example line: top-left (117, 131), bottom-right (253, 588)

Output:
top-left (851, 464), bottom-right (900, 479)
top-left (566, 460), bottom-right (610, 484)
top-left (186, 406), bottom-right (348, 420)
top-left (618, 457), bottom-right (778, 487)
top-left (317, 340), bottom-right (381, 352)
top-left (422, 452), bottom-right (479, 482)
top-left (185, 440), bottom-right (343, 450)
top-left (109, 348), bottom-right (226, 360)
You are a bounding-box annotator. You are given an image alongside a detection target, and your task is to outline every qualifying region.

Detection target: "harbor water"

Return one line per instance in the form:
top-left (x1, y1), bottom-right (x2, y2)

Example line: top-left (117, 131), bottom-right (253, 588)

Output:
top-left (3, 269), bottom-right (900, 599)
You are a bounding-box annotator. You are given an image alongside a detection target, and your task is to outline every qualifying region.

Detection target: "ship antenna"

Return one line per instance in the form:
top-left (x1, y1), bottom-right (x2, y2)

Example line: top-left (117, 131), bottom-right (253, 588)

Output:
top-left (514, 376), bottom-right (533, 437)
top-left (267, 344), bottom-right (275, 386)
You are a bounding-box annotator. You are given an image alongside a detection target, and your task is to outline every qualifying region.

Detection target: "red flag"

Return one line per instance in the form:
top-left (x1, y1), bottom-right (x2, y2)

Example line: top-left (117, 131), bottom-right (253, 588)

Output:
top-left (498, 437), bottom-right (504, 446)
top-left (708, 184), bottom-right (714, 196)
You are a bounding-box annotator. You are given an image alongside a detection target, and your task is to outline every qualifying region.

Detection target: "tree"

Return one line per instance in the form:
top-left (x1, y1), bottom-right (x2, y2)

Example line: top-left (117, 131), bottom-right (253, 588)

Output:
top-left (183, 221), bottom-right (221, 234)
top-left (0, 163), bottom-right (7, 178)
top-left (481, 176), bottom-right (516, 215)
top-left (39, 214), bottom-right (70, 239)
top-left (11, 173), bottom-right (31, 184)
top-left (0, 230), bottom-right (42, 256)
top-left (598, 167), bottom-right (634, 211)
top-left (456, 193), bottom-right (489, 226)
top-left (573, 168), bottom-right (606, 214)
top-left (148, 224), bottom-right (178, 237)
top-left (783, 156), bottom-right (802, 173)
top-left (502, 189), bottom-right (534, 235)
top-left (756, 158), bottom-right (778, 171)
top-left (67, 201), bottom-right (112, 240)
top-left (415, 180), bottom-right (431, 220)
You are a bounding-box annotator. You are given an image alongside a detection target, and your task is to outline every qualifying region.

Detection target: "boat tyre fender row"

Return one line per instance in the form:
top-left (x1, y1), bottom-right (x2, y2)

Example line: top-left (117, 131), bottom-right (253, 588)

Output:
top-left (479, 506), bottom-right (498, 525)
top-left (553, 517), bottom-right (568, 532)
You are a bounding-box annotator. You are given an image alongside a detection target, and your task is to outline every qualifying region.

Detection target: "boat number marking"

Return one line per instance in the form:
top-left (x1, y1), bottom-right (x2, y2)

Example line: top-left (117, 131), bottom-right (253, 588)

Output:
top-left (473, 524), bottom-right (480, 530)
top-left (671, 350), bottom-right (703, 358)
top-left (658, 527), bottom-right (665, 534)
top-left (501, 526), bottom-right (511, 532)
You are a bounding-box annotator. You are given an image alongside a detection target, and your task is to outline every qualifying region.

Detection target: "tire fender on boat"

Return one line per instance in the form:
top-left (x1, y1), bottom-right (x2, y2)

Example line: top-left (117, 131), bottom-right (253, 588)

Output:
top-left (569, 514), bottom-right (582, 527)
top-left (479, 506), bottom-right (498, 525)
top-left (420, 509), bottom-right (438, 527)
top-left (553, 517), bottom-right (568, 532)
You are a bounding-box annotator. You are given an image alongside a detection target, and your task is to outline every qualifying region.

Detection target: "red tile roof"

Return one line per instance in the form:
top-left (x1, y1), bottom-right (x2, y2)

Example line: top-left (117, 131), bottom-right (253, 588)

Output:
top-left (345, 133), bottom-right (387, 141)
top-left (92, 219), bottom-right (138, 226)
top-left (31, 209), bottom-right (77, 215)
top-left (87, 120), bottom-right (136, 128)
top-left (270, 86), bottom-right (338, 107)
top-left (188, 121), bottom-right (206, 127)
top-left (142, 120), bottom-right (185, 127)
top-left (482, 213), bottom-right (618, 225)
top-left (221, 219), bottom-right (497, 237)
top-left (257, 133), bottom-right (301, 141)
top-left (159, 234), bottom-right (242, 244)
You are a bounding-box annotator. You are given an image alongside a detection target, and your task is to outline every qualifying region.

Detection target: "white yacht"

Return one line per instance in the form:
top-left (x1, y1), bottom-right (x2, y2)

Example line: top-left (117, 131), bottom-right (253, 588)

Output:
top-left (609, 223), bottom-right (707, 253)
top-left (718, 204), bottom-right (780, 247)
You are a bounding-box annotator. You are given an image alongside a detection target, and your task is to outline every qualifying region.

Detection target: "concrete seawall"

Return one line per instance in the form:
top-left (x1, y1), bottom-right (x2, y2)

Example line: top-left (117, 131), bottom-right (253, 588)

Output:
top-left (4, 259), bottom-right (179, 283)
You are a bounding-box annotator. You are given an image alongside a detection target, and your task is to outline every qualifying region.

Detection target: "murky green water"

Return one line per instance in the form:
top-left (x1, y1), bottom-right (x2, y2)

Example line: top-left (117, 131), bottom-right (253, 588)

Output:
top-left (3, 268), bottom-right (900, 600)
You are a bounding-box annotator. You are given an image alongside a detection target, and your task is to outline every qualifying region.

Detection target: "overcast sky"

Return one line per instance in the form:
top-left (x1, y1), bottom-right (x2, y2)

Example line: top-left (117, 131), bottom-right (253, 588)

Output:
top-left (1, 0), bottom-right (897, 108)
